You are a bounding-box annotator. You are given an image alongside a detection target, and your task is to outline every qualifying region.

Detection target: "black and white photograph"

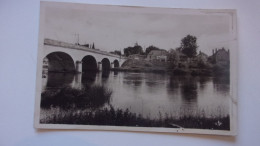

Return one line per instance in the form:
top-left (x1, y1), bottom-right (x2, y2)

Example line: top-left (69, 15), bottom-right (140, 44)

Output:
top-left (34, 1), bottom-right (237, 135)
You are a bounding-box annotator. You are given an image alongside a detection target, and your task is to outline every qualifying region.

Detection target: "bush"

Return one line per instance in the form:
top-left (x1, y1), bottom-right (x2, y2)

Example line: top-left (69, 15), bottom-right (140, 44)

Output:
top-left (41, 85), bottom-right (112, 109)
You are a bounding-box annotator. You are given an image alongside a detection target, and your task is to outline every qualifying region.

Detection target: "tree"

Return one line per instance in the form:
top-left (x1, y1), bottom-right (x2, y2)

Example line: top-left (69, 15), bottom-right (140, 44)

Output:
top-left (110, 50), bottom-right (121, 56)
top-left (92, 43), bottom-right (95, 49)
top-left (132, 42), bottom-right (144, 55)
top-left (145, 45), bottom-right (160, 55)
top-left (180, 35), bottom-right (198, 58)
top-left (123, 43), bottom-right (144, 57)
top-left (168, 49), bottom-right (179, 69)
top-left (81, 44), bottom-right (89, 48)
top-left (123, 47), bottom-right (131, 57)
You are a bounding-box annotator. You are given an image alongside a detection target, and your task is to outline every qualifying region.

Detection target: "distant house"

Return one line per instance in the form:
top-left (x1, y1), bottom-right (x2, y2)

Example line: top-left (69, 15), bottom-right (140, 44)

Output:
top-left (171, 50), bottom-right (188, 62)
top-left (146, 50), bottom-right (169, 62)
top-left (197, 51), bottom-right (208, 63)
top-left (128, 54), bottom-right (146, 60)
top-left (210, 48), bottom-right (230, 66)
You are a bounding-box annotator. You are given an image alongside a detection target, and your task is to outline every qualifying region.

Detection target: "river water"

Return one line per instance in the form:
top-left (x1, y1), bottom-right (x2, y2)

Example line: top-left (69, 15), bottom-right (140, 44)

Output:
top-left (42, 71), bottom-right (230, 119)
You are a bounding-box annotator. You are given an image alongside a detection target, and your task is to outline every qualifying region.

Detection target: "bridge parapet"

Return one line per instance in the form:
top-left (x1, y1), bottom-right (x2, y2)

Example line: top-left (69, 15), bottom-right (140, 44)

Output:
top-left (44, 38), bottom-right (127, 59)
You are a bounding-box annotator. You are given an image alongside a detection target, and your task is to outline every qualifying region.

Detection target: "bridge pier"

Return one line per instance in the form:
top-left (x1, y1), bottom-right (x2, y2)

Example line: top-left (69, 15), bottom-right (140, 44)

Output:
top-left (42, 57), bottom-right (49, 77)
top-left (111, 62), bottom-right (114, 69)
top-left (98, 62), bottom-right (102, 71)
top-left (71, 73), bottom-right (82, 89)
top-left (76, 61), bottom-right (82, 73)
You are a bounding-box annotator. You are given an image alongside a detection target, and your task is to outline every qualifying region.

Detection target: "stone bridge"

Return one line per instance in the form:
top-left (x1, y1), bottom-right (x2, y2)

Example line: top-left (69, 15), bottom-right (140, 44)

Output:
top-left (41, 38), bottom-right (127, 73)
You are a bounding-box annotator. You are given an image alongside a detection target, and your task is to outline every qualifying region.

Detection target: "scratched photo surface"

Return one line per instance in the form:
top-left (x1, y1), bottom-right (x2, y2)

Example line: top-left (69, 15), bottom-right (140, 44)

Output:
top-left (34, 2), bottom-right (237, 135)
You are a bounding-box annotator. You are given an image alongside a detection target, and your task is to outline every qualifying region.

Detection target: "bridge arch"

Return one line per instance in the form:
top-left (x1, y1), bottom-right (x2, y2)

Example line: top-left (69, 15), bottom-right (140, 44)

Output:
top-left (44, 51), bottom-right (75, 72)
top-left (82, 55), bottom-right (98, 72)
top-left (113, 59), bottom-right (120, 68)
top-left (43, 39), bottom-right (128, 73)
top-left (101, 58), bottom-right (111, 71)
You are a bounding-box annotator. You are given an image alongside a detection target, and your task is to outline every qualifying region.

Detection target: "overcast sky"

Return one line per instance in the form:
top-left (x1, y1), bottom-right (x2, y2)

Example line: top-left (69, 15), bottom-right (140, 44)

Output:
top-left (44, 4), bottom-right (231, 55)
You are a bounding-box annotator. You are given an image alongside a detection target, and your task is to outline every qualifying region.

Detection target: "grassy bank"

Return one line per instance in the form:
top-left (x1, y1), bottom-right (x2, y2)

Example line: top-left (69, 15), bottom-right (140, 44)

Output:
top-left (117, 59), bottom-right (229, 76)
top-left (40, 106), bottom-right (230, 130)
top-left (118, 59), bottom-right (169, 73)
top-left (41, 85), bottom-right (112, 109)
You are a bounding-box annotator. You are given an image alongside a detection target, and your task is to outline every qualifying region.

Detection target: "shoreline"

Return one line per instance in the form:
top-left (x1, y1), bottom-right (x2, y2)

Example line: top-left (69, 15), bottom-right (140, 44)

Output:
top-left (111, 67), bottom-right (229, 76)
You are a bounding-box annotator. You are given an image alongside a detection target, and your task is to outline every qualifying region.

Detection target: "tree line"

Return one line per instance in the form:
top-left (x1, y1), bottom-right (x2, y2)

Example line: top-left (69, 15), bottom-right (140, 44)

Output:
top-left (110, 44), bottom-right (165, 57)
top-left (110, 34), bottom-right (198, 58)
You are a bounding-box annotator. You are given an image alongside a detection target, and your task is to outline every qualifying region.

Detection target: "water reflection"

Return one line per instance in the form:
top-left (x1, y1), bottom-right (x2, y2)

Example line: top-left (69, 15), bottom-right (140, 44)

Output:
top-left (102, 70), bottom-right (110, 78)
top-left (213, 75), bottom-right (230, 95)
top-left (145, 73), bottom-right (166, 86)
top-left (122, 73), bottom-right (144, 92)
top-left (199, 76), bottom-right (211, 90)
top-left (42, 71), bottom-right (230, 119)
top-left (181, 77), bottom-right (198, 103)
top-left (41, 77), bottom-right (47, 91)
top-left (167, 75), bottom-right (181, 89)
top-left (167, 75), bottom-right (182, 98)
top-left (46, 72), bottom-right (74, 89)
top-left (82, 71), bottom-right (97, 83)
top-left (71, 73), bottom-right (82, 89)
top-left (113, 71), bottom-right (118, 76)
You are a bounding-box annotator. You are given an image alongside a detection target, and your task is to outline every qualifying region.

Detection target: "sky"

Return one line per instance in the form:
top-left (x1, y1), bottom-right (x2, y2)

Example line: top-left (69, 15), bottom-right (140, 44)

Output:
top-left (44, 4), bottom-right (232, 56)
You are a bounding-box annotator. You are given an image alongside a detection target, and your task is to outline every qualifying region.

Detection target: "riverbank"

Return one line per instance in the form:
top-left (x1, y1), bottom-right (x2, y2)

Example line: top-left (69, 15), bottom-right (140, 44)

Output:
top-left (114, 59), bottom-right (229, 76)
top-left (112, 67), bottom-right (228, 76)
top-left (40, 106), bottom-right (230, 130)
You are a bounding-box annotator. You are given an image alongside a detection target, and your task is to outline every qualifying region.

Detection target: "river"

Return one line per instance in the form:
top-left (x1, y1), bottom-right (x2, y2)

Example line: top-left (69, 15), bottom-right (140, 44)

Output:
top-left (41, 71), bottom-right (230, 120)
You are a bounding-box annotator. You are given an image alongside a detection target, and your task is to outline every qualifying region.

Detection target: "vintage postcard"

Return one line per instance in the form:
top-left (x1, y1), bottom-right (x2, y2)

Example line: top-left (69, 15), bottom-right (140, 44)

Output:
top-left (34, 1), bottom-right (238, 135)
